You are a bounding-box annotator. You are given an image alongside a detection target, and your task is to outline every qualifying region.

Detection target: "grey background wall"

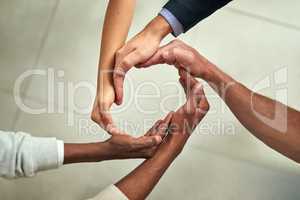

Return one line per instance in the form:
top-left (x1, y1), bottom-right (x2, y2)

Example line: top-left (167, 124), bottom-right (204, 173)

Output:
top-left (0, 0), bottom-right (300, 199)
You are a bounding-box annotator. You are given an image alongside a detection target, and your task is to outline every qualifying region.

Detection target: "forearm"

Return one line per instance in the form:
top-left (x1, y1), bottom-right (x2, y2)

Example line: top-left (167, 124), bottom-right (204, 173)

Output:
top-left (98, 0), bottom-right (136, 87)
top-left (115, 134), bottom-right (187, 200)
top-left (205, 64), bottom-right (300, 162)
top-left (63, 142), bottom-right (111, 164)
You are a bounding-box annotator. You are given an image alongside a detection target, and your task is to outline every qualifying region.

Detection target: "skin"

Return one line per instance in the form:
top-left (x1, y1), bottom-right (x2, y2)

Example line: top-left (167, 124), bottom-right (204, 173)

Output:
top-left (92, 0), bottom-right (136, 135)
top-left (141, 39), bottom-right (300, 164)
top-left (113, 15), bottom-right (172, 105)
top-left (115, 74), bottom-right (210, 200)
top-left (64, 112), bottom-right (173, 164)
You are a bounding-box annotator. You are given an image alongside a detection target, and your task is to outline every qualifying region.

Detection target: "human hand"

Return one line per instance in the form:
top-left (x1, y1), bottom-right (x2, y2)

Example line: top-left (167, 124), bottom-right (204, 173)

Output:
top-left (140, 39), bottom-right (215, 80)
top-left (105, 111), bottom-right (173, 159)
top-left (64, 112), bottom-right (173, 164)
top-left (166, 70), bottom-right (210, 153)
top-left (113, 16), bottom-right (172, 105)
top-left (91, 81), bottom-right (123, 135)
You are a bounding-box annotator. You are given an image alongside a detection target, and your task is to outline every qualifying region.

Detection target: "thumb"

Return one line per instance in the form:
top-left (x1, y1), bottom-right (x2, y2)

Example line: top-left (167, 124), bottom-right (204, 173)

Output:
top-left (113, 67), bottom-right (125, 105)
top-left (184, 83), bottom-right (203, 115)
top-left (171, 48), bottom-right (194, 69)
top-left (138, 51), bottom-right (163, 68)
top-left (132, 135), bottom-right (162, 150)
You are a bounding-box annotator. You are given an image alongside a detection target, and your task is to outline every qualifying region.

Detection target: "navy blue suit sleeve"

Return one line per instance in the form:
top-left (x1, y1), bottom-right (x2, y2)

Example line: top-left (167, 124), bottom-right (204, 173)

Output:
top-left (163, 0), bottom-right (232, 33)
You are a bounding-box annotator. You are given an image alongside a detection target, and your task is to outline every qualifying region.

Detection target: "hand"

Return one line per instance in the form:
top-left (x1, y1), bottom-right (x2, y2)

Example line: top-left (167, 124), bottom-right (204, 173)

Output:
top-left (91, 82), bottom-right (122, 135)
top-left (105, 111), bottom-right (173, 159)
top-left (140, 39), bottom-right (215, 80)
top-left (166, 70), bottom-right (210, 153)
top-left (113, 16), bottom-right (172, 105)
top-left (64, 112), bottom-right (173, 164)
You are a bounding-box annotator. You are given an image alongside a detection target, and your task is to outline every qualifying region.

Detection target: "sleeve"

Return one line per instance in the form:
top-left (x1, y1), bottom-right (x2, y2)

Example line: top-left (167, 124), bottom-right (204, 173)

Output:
top-left (0, 130), bottom-right (64, 179)
top-left (159, 8), bottom-right (184, 37)
top-left (163, 0), bottom-right (232, 33)
top-left (87, 185), bottom-right (128, 200)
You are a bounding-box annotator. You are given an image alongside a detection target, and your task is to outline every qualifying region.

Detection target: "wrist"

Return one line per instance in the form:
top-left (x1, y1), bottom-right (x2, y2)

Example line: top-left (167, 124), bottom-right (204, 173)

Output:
top-left (143, 15), bottom-right (172, 41)
top-left (97, 72), bottom-right (114, 93)
top-left (99, 70), bottom-right (113, 83)
top-left (163, 132), bottom-right (189, 156)
top-left (203, 63), bottom-right (234, 86)
top-left (202, 63), bottom-right (218, 82)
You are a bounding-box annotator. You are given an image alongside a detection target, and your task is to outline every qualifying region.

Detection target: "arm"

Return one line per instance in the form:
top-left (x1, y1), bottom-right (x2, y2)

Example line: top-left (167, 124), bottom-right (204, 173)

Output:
top-left (113, 0), bottom-right (232, 104)
top-left (142, 39), bottom-right (300, 164)
top-left (0, 130), bottom-right (162, 179)
top-left (204, 64), bottom-right (300, 163)
top-left (63, 134), bottom-right (162, 164)
top-left (115, 135), bottom-right (182, 200)
top-left (92, 0), bottom-right (136, 134)
top-left (114, 75), bottom-right (209, 200)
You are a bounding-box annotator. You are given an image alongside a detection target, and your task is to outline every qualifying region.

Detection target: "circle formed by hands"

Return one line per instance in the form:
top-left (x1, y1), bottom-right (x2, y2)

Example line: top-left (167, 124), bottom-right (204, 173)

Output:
top-left (92, 39), bottom-right (212, 145)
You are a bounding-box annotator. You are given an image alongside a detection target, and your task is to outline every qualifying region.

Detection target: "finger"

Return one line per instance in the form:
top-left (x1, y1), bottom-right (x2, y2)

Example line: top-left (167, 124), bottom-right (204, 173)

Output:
top-left (172, 48), bottom-right (194, 69)
top-left (184, 83), bottom-right (203, 115)
top-left (157, 112), bottom-right (174, 137)
top-left (114, 46), bottom-right (136, 105)
top-left (113, 67), bottom-right (126, 105)
top-left (163, 111), bottom-right (174, 125)
top-left (138, 41), bottom-right (178, 67)
top-left (115, 45), bottom-right (135, 67)
top-left (98, 110), bottom-right (125, 135)
top-left (92, 102), bottom-right (111, 128)
top-left (162, 50), bottom-right (177, 65)
top-left (119, 50), bottom-right (146, 70)
top-left (145, 120), bottom-right (163, 136)
top-left (179, 69), bottom-right (198, 97)
top-left (197, 87), bottom-right (210, 114)
top-left (179, 76), bottom-right (188, 98)
top-left (146, 111), bottom-right (174, 137)
top-left (99, 110), bottom-right (113, 127)
top-left (131, 135), bottom-right (162, 150)
top-left (138, 51), bottom-right (163, 68)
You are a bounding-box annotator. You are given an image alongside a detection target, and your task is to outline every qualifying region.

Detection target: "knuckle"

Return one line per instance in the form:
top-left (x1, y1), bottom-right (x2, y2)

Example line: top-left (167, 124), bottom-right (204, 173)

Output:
top-left (113, 67), bottom-right (125, 78)
top-left (135, 49), bottom-right (143, 57)
top-left (116, 49), bottom-right (123, 57)
top-left (121, 59), bottom-right (131, 68)
top-left (186, 109), bottom-right (196, 116)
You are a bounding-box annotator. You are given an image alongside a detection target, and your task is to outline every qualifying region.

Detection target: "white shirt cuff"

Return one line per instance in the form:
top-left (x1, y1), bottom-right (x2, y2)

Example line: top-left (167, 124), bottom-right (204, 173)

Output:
top-left (56, 140), bottom-right (64, 167)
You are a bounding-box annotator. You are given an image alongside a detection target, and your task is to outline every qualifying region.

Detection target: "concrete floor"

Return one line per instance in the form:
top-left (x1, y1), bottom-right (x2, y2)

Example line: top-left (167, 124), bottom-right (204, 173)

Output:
top-left (0, 0), bottom-right (300, 199)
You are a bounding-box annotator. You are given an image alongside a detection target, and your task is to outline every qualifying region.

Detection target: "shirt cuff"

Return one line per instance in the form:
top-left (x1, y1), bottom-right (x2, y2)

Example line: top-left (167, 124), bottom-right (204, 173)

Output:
top-left (88, 185), bottom-right (128, 200)
top-left (57, 140), bottom-right (64, 167)
top-left (159, 8), bottom-right (184, 37)
top-left (30, 136), bottom-right (62, 174)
